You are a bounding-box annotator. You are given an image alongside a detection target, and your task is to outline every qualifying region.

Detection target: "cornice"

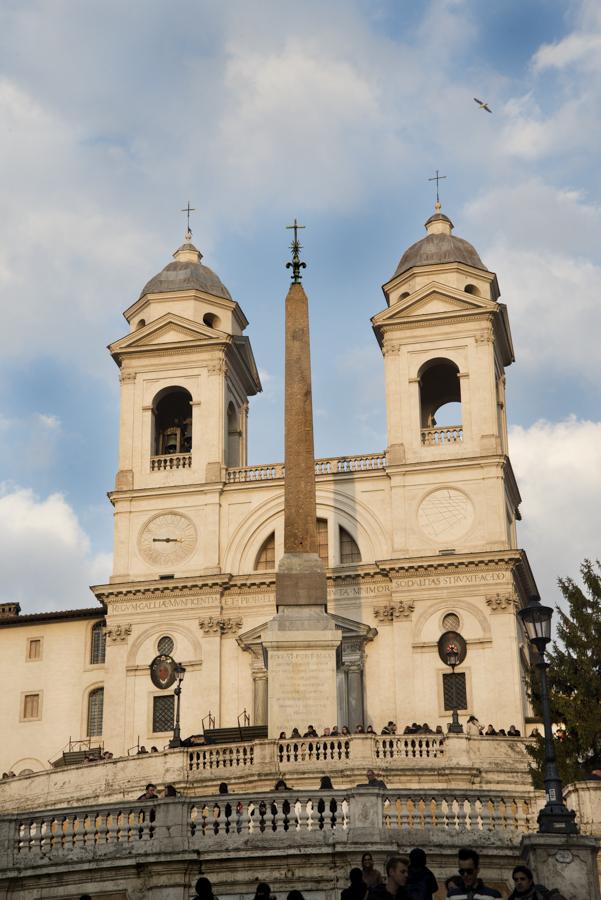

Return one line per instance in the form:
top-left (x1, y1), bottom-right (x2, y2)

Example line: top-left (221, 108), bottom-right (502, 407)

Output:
top-left (92, 574), bottom-right (231, 602)
top-left (375, 549), bottom-right (525, 578)
top-left (378, 311), bottom-right (493, 332)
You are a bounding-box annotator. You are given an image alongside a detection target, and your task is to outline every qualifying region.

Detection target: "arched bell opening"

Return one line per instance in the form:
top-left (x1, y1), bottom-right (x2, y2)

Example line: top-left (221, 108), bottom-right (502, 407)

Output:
top-left (203, 312), bottom-right (221, 329)
top-left (153, 387), bottom-right (193, 455)
top-left (418, 358), bottom-right (462, 441)
top-left (227, 401), bottom-right (242, 467)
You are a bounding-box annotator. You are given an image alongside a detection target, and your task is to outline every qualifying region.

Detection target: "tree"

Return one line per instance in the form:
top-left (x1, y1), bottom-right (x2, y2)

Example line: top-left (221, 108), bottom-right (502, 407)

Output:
top-left (527, 559), bottom-right (601, 786)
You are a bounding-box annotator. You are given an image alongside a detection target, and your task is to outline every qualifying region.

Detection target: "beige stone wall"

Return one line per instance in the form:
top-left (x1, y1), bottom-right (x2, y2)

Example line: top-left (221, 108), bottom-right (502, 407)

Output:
top-left (0, 617), bottom-right (104, 775)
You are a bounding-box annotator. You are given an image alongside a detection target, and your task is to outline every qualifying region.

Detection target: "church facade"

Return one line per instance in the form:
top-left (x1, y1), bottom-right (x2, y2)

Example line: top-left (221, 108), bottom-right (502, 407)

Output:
top-left (0, 207), bottom-right (537, 775)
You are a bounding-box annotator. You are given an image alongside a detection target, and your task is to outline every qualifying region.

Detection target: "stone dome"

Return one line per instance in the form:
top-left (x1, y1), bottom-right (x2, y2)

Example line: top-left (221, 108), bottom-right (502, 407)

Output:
top-left (139, 240), bottom-right (232, 301)
top-left (393, 209), bottom-right (488, 278)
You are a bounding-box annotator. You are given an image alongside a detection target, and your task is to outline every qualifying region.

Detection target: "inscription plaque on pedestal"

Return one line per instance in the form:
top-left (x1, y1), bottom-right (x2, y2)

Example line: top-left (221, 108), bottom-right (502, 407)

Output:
top-left (263, 631), bottom-right (340, 738)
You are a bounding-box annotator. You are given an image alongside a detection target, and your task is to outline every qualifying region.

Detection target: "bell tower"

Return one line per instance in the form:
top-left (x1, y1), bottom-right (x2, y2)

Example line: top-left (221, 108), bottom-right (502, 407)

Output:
top-left (372, 204), bottom-right (518, 558)
top-left (107, 230), bottom-right (261, 582)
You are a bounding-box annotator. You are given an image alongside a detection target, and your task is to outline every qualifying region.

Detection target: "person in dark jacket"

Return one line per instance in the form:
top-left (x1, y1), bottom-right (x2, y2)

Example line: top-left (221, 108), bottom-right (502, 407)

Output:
top-left (508, 866), bottom-right (549, 899)
top-left (447, 848), bottom-right (501, 898)
top-left (341, 867), bottom-right (368, 900)
top-left (407, 848), bottom-right (438, 900)
top-left (193, 877), bottom-right (217, 900)
top-left (369, 855), bottom-right (409, 900)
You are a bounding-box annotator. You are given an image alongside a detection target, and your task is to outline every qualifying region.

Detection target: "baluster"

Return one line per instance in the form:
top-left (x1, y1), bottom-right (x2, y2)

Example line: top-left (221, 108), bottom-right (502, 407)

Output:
top-left (241, 801), bottom-right (252, 834)
top-left (462, 797), bottom-right (471, 832)
top-left (329, 798), bottom-right (338, 830)
top-left (293, 798), bottom-right (303, 831)
top-left (198, 804), bottom-right (208, 836)
top-left (270, 800), bottom-right (280, 832)
top-left (341, 798), bottom-right (349, 830)
top-left (394, 796), bottom-right (404, 830)
top-left (306, 798), bottom-right (314, 831)
top-left (317, 797), bottom-right (326, 831)
top-left (212, 803), bottom-right (220, 835)
top-left (490, 797), bottom-right (503, 832)
top-left (449, 798), bottom-right (459, 831)
top-left (258, 800), bottom-right (267, 833)
top-left (499, 797), bottom-right (508, 831)
top-left (383, 797), bottom-right (391, 829)
top-left (480, 797), bottom-right (492, 832)
top-left (64, 814), bottom-right (75, 849)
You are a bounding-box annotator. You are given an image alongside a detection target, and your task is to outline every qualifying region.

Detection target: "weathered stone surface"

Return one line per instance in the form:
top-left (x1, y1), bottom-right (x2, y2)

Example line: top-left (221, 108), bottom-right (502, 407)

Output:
top-left (521, 833), bottom-right (601, 900)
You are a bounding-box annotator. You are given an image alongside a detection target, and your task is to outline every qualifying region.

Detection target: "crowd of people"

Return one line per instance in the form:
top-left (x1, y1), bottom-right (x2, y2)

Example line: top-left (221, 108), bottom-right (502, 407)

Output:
top-left (181, 847), bottom-right (567, 900)
top-left (276, 720), bottom-right (526, 740)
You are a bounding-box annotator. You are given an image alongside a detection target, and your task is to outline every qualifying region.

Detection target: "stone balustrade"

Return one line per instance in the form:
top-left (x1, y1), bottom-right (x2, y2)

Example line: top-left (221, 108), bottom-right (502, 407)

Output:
top-left (421, 426), bottom-right (463, 446)
top-left (150, 452), bottom-right (192, 471)
top-left (226, 453), bottom-right (387, 483)
top-left (2, 787), bottom-right (542, 872)
top-left (0, 735), bottom-right (535, 816)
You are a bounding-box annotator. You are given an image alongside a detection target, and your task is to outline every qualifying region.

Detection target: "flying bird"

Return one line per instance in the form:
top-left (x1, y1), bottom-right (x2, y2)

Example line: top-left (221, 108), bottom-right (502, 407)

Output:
top-left (474, 97), bottom-right (492, 113)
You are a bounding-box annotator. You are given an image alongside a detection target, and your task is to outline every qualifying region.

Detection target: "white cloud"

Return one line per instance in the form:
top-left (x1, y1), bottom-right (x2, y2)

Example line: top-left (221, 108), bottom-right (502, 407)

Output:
top-left (208, 38), bottom-right (400, 216)
top-left (36, 413), bottom-right (61, 430)
top-left (0, 485), bottom-right (111, 613)
top-left (463, 181), bottom-right (601, 380)
top-left (510, 417), bottom-right (601, 611)
top-left (533, 32), bottom-right (601, 71)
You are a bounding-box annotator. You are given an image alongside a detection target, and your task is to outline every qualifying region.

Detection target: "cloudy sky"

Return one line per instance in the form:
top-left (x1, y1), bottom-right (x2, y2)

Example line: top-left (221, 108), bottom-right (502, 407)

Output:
top-left (0, 0), bottom-right (600, 615)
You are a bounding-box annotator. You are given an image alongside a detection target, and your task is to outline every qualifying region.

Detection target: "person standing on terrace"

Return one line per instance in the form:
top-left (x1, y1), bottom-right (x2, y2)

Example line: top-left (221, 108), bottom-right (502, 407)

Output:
top-left (361, 853), bottom-right (383, 889)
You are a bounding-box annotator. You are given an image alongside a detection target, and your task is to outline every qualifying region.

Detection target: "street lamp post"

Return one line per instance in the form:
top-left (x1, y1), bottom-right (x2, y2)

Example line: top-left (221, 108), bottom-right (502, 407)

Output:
top-left (518, 595), bottom-right (578, 834)
top-left (169, 663), bottom-right (186, 749)
top-left (437, 631), bottom-right (466, 735)
top-left (446, 646), bottom-right (464, 734)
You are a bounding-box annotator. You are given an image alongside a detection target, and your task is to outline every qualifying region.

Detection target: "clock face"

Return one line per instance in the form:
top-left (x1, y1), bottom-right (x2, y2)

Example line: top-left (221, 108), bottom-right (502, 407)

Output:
top-left (138, 512), bottom-right (196, 566)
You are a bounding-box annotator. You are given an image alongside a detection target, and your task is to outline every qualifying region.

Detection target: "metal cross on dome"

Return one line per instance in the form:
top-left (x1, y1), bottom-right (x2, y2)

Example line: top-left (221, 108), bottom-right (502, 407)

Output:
top-left (285, 218), bottom-right (307, 283)
top-left (428, 170), bottom-right (447, 205)
top-left (181, 201), bottom-right (196, 240)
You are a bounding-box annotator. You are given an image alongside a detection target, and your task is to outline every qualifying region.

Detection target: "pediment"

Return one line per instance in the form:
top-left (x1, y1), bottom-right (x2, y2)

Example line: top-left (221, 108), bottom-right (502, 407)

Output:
top-left (110, 313), bottom-right (220, 353)
top-left (373, 283), bottom-right (496, 326)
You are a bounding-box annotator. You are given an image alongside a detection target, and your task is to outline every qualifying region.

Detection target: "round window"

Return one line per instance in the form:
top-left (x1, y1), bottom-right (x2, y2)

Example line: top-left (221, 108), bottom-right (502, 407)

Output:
top-left (157, 635), bottom-right (174, 656)
top-left (442, 612), bottom-right (460, 632)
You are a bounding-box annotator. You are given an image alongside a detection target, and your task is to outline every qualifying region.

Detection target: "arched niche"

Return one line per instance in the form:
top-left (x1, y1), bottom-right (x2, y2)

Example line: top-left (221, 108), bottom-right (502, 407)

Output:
top-left (152, 386), bottom-right (193, 455)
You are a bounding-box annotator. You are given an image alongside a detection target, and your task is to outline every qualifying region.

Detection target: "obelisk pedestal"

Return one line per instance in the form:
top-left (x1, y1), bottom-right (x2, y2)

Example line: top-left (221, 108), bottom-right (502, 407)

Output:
top-left (263, 606), bottom-right (340, 738)
top-left (263, 253), bottom-right (340, 738)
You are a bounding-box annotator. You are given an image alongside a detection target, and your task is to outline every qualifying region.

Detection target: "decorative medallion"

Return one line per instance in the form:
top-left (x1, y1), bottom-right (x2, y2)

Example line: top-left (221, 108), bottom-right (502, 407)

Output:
top-left (138, 512), bottom-right (196, 566)
top-left (150, 653), bottom-right (177, 690)
top-left (418, 489), bottom-right (474, 541)
top-left (437, 630), bottom-right (467, 666)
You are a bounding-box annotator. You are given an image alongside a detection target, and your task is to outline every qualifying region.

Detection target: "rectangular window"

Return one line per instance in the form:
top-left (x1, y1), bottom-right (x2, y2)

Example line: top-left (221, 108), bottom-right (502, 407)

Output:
top-left (442, 672), bottom-right (468, 711)
top-left (23, 693), bottom-right (41, 720)
top-left (90, 622), bottom-right (106, 665)
top-left (87, 688), bottom-right (104, 737)
top-left (27, 638), bottom-right (42, 661)
top-left (152, 695), bottom-right (174, 733)
top-left (317, 519), bottom-right (329, 566)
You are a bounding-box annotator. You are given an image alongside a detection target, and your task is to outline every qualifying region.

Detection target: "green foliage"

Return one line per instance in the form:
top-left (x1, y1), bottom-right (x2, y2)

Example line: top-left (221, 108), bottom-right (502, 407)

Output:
top-left (527, 559), bottom-right (601, 786)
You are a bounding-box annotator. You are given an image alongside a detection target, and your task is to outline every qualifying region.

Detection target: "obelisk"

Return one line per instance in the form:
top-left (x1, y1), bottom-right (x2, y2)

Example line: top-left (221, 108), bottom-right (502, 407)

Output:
top-left (262, 221), bottom-right (341, 738)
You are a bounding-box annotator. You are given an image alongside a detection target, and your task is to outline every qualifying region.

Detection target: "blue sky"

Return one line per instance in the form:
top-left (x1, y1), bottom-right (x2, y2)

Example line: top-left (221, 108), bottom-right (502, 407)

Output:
top-left (0, 0), bottom-right (600, 613)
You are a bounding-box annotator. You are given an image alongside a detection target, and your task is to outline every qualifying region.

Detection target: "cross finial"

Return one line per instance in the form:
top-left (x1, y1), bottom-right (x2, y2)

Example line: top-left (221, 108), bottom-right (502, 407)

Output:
top-left (428, 170), bottom-right (447, 207)
top-left (285, 218), bottom-right (307, 283)
top-left (180, 201), bottom-right (196, 240)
